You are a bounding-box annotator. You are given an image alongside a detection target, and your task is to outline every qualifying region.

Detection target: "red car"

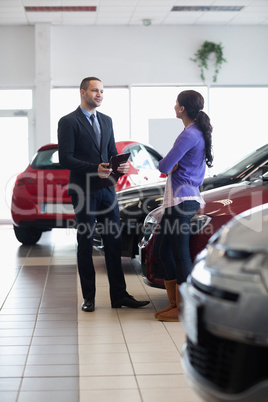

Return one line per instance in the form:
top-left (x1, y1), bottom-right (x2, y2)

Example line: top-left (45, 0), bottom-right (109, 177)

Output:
top-left (11, 141), bottom-right (165, 244)
top-left (139, 172), bottom-right (268, 288)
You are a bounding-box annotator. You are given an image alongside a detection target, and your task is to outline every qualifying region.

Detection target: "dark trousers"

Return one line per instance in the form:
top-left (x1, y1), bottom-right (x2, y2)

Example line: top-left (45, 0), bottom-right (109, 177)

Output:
top-left (71, 188), bottom-right (128, 303)
top-left (154, 201), bottom-right (200, 284)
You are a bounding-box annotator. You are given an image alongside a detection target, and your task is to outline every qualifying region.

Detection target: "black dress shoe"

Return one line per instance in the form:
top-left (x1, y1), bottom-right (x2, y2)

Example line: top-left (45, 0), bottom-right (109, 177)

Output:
top-left (81, 299), bottom-right (95, 312)
top-left (111, 295), bottom-right (150, 309)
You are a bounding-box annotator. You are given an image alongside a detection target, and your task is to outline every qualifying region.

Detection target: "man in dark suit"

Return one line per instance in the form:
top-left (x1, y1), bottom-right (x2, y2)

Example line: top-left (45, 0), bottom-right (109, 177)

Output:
top-left (58, 77), bottom-right (150, 312)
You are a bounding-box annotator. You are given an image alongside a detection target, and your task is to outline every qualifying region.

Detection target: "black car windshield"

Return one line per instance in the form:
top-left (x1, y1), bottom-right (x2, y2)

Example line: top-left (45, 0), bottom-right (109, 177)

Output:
top-left (30, 149), bottom-right (62, 169)
top-left (220, 144), bottom-right (268, 177)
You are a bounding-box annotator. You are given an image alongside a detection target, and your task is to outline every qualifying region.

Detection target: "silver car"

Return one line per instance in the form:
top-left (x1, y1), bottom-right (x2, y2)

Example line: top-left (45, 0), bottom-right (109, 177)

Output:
top-left (180, 203), bottom-right (268, 402)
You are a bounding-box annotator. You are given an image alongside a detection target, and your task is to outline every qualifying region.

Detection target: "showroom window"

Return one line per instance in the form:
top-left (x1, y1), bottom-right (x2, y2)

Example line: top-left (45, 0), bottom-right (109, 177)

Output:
top-left (0, 89), bottom-right (32, 222)
top-left (0, 89), bottom-right (32, 110)
top-left (50, 86), bottom-right (207, 144)
top-left (209, 87), bottom-right (268, 174)
top-left (50, 87), bottom-right (130, 143)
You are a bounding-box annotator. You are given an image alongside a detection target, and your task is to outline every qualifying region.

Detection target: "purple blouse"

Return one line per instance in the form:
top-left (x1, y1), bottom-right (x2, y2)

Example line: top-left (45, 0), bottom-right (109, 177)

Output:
top-left (158, 124), bottom-right (206, 198)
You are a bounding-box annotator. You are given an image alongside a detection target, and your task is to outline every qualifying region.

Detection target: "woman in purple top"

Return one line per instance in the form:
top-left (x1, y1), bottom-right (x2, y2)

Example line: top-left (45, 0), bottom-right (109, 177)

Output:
top-left (154, 90), bottom-right (213, 322)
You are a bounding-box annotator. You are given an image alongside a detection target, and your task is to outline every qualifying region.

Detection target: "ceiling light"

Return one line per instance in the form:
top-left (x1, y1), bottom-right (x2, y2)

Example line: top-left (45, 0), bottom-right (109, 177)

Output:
top-left (171, 6), bottom-right (243, 12)
top-left (25, 6), bottom-right (97, 12)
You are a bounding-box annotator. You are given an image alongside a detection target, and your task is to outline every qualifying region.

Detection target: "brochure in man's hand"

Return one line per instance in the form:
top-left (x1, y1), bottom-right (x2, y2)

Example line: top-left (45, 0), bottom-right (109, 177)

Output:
top-left (99, 152), bottom-right (130, 188)
top-left (109, 152), bottom-right (131, 172)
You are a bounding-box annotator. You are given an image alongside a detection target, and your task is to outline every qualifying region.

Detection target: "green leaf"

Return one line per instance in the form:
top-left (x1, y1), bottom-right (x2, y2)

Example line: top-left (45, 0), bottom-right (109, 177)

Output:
top-left (190, 41), bottom-right (227, 83)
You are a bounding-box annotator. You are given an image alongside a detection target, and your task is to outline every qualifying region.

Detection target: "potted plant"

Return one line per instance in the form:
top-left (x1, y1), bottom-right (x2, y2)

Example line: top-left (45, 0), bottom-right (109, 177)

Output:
top-left (191, 41), bottom-right (227, 83)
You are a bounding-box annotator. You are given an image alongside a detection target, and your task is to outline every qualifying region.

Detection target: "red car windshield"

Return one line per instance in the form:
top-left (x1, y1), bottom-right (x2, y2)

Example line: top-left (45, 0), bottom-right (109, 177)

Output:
top-left (30, 149), bottom-right (62, 170)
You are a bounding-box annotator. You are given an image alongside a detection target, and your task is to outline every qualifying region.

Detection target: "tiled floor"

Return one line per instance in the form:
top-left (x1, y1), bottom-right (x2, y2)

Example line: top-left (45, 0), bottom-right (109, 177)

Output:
top-left (0, 225), bottom-right (202, 402)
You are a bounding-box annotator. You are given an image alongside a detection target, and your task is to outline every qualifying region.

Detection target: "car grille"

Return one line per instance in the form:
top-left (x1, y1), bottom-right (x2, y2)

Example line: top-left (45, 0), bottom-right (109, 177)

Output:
top-left (191, 277), bottom-right (239, 302)
top-left (186, 330), bottom-right (268, 394)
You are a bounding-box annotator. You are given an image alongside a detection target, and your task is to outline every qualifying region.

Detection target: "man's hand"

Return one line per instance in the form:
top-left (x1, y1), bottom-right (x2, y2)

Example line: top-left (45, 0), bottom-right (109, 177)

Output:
top-left (98, 163), bottom-right (112, 178)
top-left (117, 162), bottom-right (129, 175)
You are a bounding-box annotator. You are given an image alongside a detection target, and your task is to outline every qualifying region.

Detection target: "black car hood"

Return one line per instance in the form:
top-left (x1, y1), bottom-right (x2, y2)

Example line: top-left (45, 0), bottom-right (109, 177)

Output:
top-left (200, 175), bottom-right (234, 191)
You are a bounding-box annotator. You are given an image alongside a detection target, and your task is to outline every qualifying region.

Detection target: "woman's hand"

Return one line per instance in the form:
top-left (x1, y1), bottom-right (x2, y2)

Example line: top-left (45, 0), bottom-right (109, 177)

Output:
top-left (169, 163), bottom-right (178, 174)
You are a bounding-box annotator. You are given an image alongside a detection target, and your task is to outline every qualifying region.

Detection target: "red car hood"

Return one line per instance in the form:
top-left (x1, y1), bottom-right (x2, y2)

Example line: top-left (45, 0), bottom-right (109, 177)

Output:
top-left (202, 180), bottom-right (268, 222)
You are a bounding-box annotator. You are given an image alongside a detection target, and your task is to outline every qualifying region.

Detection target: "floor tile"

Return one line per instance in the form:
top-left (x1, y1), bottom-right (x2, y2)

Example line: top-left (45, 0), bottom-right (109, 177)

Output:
top-left (0, 337), bottom-right (32, 346)
top-left (0, 378), bottom-right (21, 391)
top-left (26, 353), bottom-right (78, 365)
top-left (0, 314), bottom-right (37, 321)
top-left (140, 387), bottom-right (203, 402)
top-left (17, 390), bottom-right (79, 402)
top-left (127, 341), bottom-right (178, 353)
top-left (33, 328), bottom-right (77, 336)
top-left (80, 362), bottom-right (134, 376)
top-left (35, 320), bottom-right (77, 329)
top-left (78, 333), bottom-right (125, 344)
top-left (79, 352), bottom-right (130, 365)
top-left (20, 377), bottom-right (79, 391)
top-left (36, 313), bottom-right (77, 321)
top-left (0, 346), bottom-right (29, 355)
top-left (79, 389), bottom-right (141, 402)
top-left (0, 392), bottom-right (19, 402)
top-left (133, 361), bottom-right (183, 375)
top-left (78, 343), bottom-right (128, 354)
top-left (0, 366), bottom-right (24, 377)
top-left (0, 328), bottom-right (34, 337)
top-left (0, 355), bottom-right (27, 365)
top-left (129, 350), bottom-right (181, 363)
top-left (136, 373), bottom-right (188, 389)
top-left (79, 375), bottom-right (137, 390)
top-left (29, 344), bottom-right (78, 354)
top-left (24, 365), bottom-right (79, 377)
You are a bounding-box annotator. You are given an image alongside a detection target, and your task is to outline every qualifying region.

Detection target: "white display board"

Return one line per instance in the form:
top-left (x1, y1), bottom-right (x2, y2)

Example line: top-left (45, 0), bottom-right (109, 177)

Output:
top-left (149, 118), bottom-right (184, 157)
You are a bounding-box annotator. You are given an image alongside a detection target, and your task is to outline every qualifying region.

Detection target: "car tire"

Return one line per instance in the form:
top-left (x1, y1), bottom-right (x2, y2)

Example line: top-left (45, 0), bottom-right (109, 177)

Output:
top-left (13, 225), bottom-right (42, 245)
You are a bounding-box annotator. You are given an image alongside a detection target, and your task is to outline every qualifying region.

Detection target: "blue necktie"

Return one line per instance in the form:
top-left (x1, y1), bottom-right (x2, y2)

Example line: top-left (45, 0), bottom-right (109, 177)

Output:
top-left (90, 114), bottom-right (101, 148)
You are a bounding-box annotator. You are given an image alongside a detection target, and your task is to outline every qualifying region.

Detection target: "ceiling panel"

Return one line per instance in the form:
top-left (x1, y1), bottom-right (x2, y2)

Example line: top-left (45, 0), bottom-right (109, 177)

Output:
top-left (197, 11), bottom-right (241, 24)
top-left (0, 0), bottom-right (22, 5)
top-left (26, 11), bottom-right (62, 24)
top-left (61, 11), bottom-right (97, 24)
top-left (163, 11), bottom-right (204, 25)
top-left (0, 0), bottom-right (267, 26)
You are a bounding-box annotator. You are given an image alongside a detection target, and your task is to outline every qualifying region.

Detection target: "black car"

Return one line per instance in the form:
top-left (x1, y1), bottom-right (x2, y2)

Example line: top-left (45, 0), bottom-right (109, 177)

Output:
top-left (201, 143), bottom-right (268, 191)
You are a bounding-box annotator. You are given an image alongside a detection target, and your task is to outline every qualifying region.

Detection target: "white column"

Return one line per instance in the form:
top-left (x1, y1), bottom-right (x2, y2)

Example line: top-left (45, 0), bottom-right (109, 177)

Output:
top-left (35, 23), bottom-right (51, 151)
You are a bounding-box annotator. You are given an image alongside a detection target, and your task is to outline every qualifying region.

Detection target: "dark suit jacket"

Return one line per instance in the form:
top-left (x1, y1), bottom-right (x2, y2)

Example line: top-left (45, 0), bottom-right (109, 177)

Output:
top-left (58, 106), bottom-right (118, 194)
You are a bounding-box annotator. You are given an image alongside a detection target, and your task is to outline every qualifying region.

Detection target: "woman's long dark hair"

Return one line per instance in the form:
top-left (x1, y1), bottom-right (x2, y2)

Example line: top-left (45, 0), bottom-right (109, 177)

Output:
top-left (177, 90), bottom-right (213, 167)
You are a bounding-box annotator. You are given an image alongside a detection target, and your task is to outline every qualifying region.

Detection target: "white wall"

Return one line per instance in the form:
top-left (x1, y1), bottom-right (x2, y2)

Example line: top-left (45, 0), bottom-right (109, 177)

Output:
top-left (51, 25), bottom-right (268, 86)
top-left (0, 26), bottom-right (35, 87)
top-left (0, 25), bottom-right (268, 87)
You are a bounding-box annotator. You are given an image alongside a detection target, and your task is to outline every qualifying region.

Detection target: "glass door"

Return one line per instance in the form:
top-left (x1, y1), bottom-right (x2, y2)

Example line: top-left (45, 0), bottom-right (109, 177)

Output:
top-left (0, 116), bottom-right (29, 222)
top-left (0, 89), bottom-right (32, 223)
